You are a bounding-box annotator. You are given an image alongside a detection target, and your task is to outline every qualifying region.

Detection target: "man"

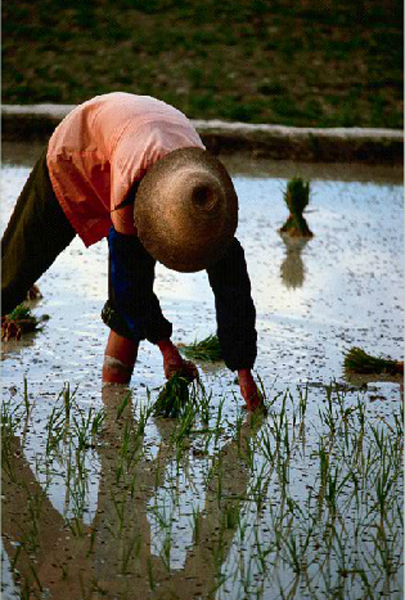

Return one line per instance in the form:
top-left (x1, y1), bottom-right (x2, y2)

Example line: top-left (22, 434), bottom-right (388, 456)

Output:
top-left (2, 92), bottom-right (262, 410)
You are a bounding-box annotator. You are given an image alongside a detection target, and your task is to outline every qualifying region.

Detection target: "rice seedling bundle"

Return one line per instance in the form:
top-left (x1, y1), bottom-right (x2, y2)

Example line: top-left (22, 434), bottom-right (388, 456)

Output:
top-left (153, 374), bottom-right (192, 418)
top-left (179, 334), bottom-right (222, 362)
top-left (344, 346), bottom-right (403, 375)
top-left (279, 177), bottom-right (313, 238)
top-left (1, 305), bottom-right (42, 341)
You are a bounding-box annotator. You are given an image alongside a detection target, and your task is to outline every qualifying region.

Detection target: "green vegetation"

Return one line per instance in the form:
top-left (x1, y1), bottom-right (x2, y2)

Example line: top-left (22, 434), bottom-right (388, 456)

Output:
top-left (1, 305), bottom-right (43, 341)
top-left (279, 177), bottom-right (313, 237)
top-left (344, 346), bottom-right (404, 375)
top-left (2, 378), bottom-right (403, 597)
top-left (179, 334), bottom-right (222, 362)
top-left (152, 374), bottom-right (193, 418)
top-left (2, 0), bottom-right (403, 128)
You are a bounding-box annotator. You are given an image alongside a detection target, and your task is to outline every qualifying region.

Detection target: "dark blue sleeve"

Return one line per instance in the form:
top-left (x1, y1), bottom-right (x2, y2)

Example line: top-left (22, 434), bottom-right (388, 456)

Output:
top-left (102, 226), bottom-right (172, 343)
top-left (206, 238), bottom-right (257, 371)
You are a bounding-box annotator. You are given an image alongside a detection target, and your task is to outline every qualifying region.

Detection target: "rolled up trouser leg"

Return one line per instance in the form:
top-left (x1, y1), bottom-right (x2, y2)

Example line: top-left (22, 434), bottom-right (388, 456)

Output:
top-left (1, 147), bottom-right (76, 316)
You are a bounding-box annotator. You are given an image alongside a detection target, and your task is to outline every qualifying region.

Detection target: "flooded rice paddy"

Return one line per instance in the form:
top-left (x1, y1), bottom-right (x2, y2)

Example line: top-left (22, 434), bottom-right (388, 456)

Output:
top-left (1, 143), bottom-right (403, 599)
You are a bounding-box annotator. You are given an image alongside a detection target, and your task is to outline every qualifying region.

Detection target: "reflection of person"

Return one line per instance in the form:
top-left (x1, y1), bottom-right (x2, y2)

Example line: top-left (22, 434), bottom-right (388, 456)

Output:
top-left (1, 92), bottom-right (262, 410)
top-left (2, 385), bottom-right (259, 597)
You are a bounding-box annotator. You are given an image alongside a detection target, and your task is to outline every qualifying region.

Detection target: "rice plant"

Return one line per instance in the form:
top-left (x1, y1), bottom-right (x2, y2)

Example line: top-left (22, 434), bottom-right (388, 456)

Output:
top-left (178, 334), bottom-right (222, 362)
top-left (1, 305), bottom-right (42, 341)
top-left (152, 374), bottom-right (194, 418)
top-left (344, 346), bottom-right (403, 375)
top-left (279, 177), bottom-right (313, 238)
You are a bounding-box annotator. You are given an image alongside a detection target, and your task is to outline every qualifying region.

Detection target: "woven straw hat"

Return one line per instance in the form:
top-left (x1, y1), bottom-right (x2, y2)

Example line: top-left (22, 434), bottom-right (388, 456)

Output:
top-left (134, 147), bottom-right (238, 272)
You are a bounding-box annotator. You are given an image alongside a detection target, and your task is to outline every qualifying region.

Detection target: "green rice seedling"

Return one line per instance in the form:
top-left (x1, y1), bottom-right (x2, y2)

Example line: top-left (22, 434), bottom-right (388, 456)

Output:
top-left (254, 528), bottom-right (275, 577)
top-left (116, 391), bottom-right (131, 420)
top-left (179, 333), bottom-right (222, 362)
top-left (243, 435), bottom-right (256, 472)
top-left (45, 405), bottom-right (66, 454)
top-left (173, 398), bottom-right (200, 444)
top-left (343, 346), bottom-right (403, 375)
top-left (1, 400), bottom-right (23, 481)
top-left (66, 515), bottom-right (85, 538)
top-left (271, 390), bottom-right (289, 447)
top-left (62, 382), bottom-right (73, 424)
top-left (27, 560), bottom-right (43, 594)
top-left (318, 437), bottom-right (331, 490)
top-left (1, 304), bottom-right (44, 341)
top-left (298, 385), bottom-right (308, 422)
top-left (259, 428), bottom-right (275, 463)
top-left (153, 374), bottom-right (193, 418)
top-left (23, 377), bottom-right (30, 417)
top-left (283, 532), bottom-right (305, 574)
top-left (374, 458), bottom-right (396, 523)
top-left (161, 530), bottom-right (172, 573)
top-left (136, 397), bottom-right (154, 436)
top-left (213, 397), bottom-right (226, 447)
top-left (196, 379), bottom-right (212, 424)
top-left (191, 505), bottom-right (202, 543)
top-left (91, 408), bottom-right (105, 437)
top-left (147, 558), bottom-right (155, 591)
top-left (120, 535), bottom-right (141, 574)
top-left (112, 490), bottom-right (127, 535)
top-left (279, 178), bottom-right (313, 238)
top-left (255, 372), bottom-right (269, 406)
top-left (71, 404), bottom-right (104, 451)
top-left (234, 410), bottom-right (245, 455)
top-left (20, 578), bottom-right (31, 600)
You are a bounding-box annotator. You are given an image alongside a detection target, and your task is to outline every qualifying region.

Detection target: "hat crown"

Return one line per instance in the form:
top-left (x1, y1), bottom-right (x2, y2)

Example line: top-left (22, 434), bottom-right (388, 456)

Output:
top-left (134, 147), bottom-right (238, 272)
top-left (192, 182), bottom-right (222, 215)
top-left (172, 168), bottom-right (223, 220)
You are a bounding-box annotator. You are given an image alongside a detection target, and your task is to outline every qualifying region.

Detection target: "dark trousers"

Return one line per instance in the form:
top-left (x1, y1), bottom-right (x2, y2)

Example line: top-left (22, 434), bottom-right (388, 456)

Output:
top-left (1, 148), bottom-right (76, 316)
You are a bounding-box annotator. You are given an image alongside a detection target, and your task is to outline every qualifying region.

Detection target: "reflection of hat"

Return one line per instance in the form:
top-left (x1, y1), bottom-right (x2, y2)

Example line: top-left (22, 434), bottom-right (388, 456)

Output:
top-left (134, 147), bottom-right (238, 272)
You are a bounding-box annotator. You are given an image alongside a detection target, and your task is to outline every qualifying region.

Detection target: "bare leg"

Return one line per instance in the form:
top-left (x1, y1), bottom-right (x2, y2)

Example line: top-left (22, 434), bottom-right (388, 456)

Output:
top-left (102, 330), bottom-right (138, 384)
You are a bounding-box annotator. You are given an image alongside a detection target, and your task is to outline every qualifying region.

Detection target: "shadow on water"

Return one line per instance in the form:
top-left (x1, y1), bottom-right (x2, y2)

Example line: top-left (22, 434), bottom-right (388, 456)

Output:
top-left (2, 385), bottom-right (265, 599)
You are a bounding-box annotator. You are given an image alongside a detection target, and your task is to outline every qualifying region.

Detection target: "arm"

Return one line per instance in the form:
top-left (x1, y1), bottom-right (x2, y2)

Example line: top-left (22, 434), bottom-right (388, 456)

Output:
top-left (102, 227), bottom-right (197, 382)
top-left (206, 238), bottom-right (262, 410)
top-left (102, 226), bottom-right (173, 344)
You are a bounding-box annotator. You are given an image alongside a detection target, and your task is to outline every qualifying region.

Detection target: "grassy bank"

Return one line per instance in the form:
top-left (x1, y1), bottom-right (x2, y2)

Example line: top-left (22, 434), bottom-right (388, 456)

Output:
top-left (3, 0), bottom-right (403, 128)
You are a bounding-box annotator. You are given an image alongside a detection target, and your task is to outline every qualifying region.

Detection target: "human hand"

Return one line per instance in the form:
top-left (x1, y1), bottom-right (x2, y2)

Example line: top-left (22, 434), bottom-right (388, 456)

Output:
top-left (157, 339), bottom-right (199, 382)
top-left (237, 368), bottom-right (264, 412)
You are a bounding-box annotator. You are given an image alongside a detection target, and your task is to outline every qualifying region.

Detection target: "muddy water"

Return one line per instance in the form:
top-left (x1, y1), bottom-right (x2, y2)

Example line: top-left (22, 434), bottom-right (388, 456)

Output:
top-left (1, 143), bottom-right (403, 599)
top-left (1, 144), bottom-right (403, 392)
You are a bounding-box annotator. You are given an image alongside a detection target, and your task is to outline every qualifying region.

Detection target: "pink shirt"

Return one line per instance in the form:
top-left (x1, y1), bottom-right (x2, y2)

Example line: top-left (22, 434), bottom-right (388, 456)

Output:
top-left (46, 92), bottom-right (204, 246)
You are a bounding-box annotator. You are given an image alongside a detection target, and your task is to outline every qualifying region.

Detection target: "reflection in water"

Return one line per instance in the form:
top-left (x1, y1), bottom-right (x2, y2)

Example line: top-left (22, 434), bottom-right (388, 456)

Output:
top-left (279, 235), bottom-right (309, 289)
top-left (2, 385), bottom-right (264, 599)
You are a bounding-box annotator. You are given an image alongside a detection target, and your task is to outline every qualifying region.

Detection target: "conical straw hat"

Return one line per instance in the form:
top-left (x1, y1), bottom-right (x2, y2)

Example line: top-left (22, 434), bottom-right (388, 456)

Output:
top-left (134, 147), bottom-right (238, 272)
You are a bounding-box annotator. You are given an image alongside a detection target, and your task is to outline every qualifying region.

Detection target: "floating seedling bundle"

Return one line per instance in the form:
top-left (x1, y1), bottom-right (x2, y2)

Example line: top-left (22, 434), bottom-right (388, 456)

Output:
top-left (279, 177), bottom-right (313, 238)
top-left (1, 305), bottom-right (44, 341)
top-left (344, 346), bottom-right (404, 376)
